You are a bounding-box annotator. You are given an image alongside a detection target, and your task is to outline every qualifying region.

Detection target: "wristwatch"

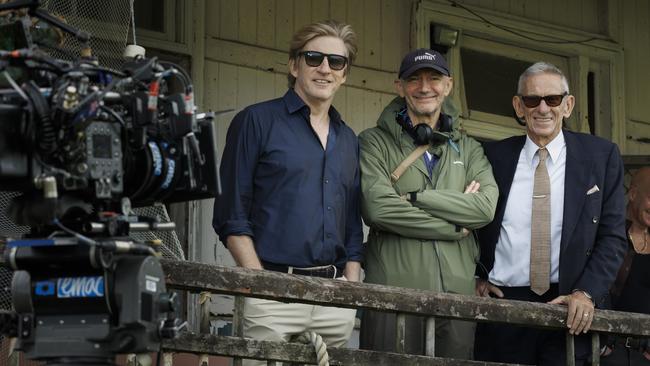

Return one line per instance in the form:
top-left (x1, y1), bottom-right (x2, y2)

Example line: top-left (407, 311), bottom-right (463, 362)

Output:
top-left (572, 289), bottom-right (594, 304)
top-left (408, 191), bottom-right (417, 202)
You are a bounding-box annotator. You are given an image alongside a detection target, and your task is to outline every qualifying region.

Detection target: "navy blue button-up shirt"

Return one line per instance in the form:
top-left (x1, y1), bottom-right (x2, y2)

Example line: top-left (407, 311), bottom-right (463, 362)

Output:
top-left (213, 89), bottom-right (363, 269)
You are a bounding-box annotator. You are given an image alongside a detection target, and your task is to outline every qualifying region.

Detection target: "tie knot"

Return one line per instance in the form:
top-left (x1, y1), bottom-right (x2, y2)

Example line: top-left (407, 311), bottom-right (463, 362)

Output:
top-left (537, 147), bottom-right (548, 159)
top-left (538, 148), bottom-right (548, 161)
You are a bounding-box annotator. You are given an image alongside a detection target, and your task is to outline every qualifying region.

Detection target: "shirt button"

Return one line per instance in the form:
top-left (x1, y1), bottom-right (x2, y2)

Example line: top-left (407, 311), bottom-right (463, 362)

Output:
top-left (592, 216), bottom-right (598, 223)
top-left (324, 179), bottom-right (329, 184)
top-left (327, 206), bottom-right (332, 211)
top-left (586, 248), bottom-right (592, 256)
top-left (326, 233), bottom-right (332, 239)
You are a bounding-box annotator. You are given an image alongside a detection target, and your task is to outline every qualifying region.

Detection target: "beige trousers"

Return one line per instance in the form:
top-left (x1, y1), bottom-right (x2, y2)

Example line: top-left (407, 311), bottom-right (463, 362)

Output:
top-left (242, 297), bottom-right (356, 366)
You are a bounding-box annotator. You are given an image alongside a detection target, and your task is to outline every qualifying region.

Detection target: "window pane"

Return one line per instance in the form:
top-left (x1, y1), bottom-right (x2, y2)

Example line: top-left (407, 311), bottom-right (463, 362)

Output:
top-left (135, 0), bottom-right (165, 33)
top-left (461, 48), bottom-right (530, 118)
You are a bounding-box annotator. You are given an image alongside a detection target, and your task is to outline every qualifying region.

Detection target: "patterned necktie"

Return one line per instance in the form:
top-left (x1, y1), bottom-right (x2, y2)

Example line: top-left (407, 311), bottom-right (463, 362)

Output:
top-left (530, 148), bottom-right (551, 295)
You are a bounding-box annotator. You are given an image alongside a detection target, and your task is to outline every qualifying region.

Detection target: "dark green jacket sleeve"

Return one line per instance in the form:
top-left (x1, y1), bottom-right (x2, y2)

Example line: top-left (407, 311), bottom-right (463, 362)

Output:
top-left (412, 138), bottom-right (498, 229)
top-left (360, 130), bottom-right (466, 241)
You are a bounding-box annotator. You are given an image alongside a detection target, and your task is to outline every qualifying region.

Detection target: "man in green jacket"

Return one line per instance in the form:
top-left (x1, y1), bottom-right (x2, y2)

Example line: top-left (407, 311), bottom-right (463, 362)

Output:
top-left (358, 49), bottom-right (498, 359)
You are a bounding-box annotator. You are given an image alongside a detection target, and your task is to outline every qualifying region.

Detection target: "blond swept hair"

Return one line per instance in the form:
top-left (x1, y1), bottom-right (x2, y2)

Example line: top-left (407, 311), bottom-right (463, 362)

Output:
top-left (287, 20), bottom-right (357, 88)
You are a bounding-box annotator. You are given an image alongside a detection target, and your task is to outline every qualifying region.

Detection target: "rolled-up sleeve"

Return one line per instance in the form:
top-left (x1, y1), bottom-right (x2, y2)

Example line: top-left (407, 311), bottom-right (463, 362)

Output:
top-left (212, 109), bottom-right (261, 244)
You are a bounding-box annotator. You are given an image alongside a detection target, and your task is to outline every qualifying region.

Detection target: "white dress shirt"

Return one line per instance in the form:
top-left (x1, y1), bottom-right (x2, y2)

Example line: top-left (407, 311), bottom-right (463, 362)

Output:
top-left (489, 131), bottom-right (566, 287)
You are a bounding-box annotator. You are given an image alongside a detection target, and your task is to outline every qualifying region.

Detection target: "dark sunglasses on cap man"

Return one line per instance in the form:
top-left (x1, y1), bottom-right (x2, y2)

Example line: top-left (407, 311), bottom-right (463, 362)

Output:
top-left (518, 93), bottom-right (568, 108)
top-left (298, 51), bottom-right (348, 71)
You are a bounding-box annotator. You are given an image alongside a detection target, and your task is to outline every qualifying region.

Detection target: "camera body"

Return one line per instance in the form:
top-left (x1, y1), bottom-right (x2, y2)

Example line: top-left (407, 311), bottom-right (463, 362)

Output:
top-left (0, 17), bottom-right (218, 364)
top-left (0, 46), bottom-right (218, 231)
top-left (7, 239), bottom-right (176, 361)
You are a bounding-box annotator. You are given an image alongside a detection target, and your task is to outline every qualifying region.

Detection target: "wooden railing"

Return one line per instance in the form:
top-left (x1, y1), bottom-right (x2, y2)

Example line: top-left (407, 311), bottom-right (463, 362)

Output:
top-left (160, 259), bottom-right (650, 366)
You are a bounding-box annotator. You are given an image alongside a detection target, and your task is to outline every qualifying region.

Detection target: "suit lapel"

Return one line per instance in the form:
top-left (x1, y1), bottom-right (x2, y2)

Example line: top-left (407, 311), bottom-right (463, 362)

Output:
top-left (560, 131), bottom-right (593, 254)
top-left (492, 136), bottom-right (526, 224)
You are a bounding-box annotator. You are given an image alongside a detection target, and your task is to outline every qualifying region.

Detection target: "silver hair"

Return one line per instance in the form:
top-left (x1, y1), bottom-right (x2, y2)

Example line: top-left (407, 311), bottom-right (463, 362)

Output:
top-left (517, 62), bottom-right (570, 95)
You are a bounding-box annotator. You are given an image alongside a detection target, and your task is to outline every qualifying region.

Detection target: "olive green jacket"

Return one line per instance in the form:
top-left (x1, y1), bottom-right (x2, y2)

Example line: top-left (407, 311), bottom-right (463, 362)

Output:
top-left (359, 97), bottom-right (498, 295)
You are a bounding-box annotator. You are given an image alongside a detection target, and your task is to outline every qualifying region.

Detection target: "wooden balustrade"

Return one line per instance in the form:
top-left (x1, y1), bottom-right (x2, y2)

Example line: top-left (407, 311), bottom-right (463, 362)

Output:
top-left (160, 259), bottom-right (650, 365)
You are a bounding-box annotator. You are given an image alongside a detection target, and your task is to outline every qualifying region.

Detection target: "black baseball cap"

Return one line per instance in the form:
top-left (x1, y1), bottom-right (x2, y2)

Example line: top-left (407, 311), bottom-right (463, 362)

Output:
top-left (398, 48), bottom-right (450, 79)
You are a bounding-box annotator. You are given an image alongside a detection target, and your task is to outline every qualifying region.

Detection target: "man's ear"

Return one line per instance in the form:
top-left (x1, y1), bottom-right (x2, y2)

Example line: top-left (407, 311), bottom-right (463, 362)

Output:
top-left (443, 77), bottom-right (453, 96)
top-left (563, 94), bottom-right (576, 118)
top-left (289, 58), bottom-right (298, 78)
top-left (629, 185), bottom-right (638, 203)
top-left (395, 79), bottom-right (405, 98)
top-left (512, 95), bottom-right (525, 119)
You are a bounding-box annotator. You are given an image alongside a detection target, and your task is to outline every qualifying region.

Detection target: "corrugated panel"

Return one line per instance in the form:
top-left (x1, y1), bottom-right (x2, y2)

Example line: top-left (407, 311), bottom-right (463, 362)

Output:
top-left (626, 121), bottom-right (650, 155)
top-left (362, 0), bottom-right (382, 69)
top-left (623, 0), bottom-right (650, 155)
top-left (239, 0), bottom-right (258, 44)
top-left (203, 60), bottom-right (394, 136)
top-left (205, 0), bottom-right (410, 72)
top-left (450, 0), bottom-right (604, 34)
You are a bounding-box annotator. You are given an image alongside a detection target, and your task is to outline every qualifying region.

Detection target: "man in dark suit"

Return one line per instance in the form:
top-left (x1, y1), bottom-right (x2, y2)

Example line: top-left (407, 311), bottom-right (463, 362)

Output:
top-left (474, 61), bottom-right (627, 365)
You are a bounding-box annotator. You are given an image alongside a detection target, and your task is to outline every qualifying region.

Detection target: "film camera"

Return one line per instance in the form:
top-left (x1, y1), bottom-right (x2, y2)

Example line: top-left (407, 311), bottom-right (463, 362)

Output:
top-left (0, 3), bottom-right (218, 365)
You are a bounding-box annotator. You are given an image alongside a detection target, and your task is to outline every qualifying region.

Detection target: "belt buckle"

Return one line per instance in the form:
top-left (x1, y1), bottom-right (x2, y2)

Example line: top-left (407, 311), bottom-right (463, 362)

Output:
top-left (624, 337), bottom-right (635, 349)
top-left (315, 266), bottom-right (336, 279)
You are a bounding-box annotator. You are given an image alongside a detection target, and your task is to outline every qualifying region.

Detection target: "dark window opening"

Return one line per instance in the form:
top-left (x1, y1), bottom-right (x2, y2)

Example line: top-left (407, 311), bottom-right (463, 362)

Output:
top-left (134, 0), bottom-right (166, 33)
top-left (461, 48), bottom-right (530, 118)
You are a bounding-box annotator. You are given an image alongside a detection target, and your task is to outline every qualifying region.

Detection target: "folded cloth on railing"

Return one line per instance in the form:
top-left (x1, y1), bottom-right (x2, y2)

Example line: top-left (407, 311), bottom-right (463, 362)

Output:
top-left (261, 262), bottom-right (342, 279)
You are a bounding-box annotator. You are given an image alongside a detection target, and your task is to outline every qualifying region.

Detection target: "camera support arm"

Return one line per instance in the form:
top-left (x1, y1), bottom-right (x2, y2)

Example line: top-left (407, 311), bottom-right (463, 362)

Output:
top-left (0, 0), bottom-right (90, 43)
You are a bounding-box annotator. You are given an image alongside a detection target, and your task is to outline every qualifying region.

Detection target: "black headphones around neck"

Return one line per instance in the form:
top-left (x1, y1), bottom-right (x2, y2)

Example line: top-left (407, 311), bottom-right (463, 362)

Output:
top-left (396, 108), bottom-right (453, 146)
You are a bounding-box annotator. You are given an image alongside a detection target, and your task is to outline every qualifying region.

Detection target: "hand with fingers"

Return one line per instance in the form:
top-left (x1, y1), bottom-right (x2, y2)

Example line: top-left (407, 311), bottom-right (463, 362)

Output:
top-left (464, 180), bottom-right (480, 194)
top-left (548, 290), bottom-right (595, 335)
top-left (475, 278), bottom-right (504, 298)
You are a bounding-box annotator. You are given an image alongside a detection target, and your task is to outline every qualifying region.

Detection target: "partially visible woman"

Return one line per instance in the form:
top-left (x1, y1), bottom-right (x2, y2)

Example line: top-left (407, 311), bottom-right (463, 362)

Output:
top-left (602, 167), bottom-right (650, 365)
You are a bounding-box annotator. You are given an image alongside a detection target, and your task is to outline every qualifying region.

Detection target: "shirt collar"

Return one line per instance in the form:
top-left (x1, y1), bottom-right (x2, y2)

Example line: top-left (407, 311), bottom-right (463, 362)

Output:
top-left (282, 89), bottom-right (343, 125)
top-left (523, 130), bottom-right (565, 166)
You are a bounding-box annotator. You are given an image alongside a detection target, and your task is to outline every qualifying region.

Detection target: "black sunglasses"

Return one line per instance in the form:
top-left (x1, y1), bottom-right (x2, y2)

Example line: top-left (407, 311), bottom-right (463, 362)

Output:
top-left (299, 51), bottom-right (348, 71)
top-left (519, 93), bottom-right (568, 108)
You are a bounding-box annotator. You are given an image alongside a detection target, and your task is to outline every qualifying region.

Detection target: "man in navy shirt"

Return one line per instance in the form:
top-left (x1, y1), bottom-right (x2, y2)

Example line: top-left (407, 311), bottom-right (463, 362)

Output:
top-left (213, 20), bottom-right (363, 363)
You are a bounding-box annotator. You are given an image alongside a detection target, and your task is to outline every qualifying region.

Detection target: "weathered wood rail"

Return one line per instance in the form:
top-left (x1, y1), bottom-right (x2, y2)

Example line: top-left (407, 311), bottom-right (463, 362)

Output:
top-left (160, 259), bottom-right (650, 365)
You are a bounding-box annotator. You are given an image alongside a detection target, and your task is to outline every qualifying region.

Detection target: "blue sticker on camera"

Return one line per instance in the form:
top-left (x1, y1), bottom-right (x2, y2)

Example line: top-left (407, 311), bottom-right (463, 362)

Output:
top-left (56, 276), bottom-right (105, 298)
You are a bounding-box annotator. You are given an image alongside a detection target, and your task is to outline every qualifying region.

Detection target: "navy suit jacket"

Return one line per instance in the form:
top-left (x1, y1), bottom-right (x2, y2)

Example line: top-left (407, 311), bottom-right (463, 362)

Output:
top-left (477, 130), bottom-right (627, 307)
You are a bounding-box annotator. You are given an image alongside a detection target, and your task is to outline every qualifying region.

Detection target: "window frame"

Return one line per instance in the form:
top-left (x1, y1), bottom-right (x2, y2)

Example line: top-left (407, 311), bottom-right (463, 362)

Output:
top-left (135, 0), bottom-right (192, 55)
top-left (414, 0), bottom-right (624, 145)
top-left (456, 36), bottom-right (570, 138)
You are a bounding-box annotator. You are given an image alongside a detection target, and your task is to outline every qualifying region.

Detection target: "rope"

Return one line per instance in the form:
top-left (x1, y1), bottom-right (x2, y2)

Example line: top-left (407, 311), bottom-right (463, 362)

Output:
top-left (129, 0), bottom-right (137, 45)
top-left (293, 331), bottom-right (329, 366)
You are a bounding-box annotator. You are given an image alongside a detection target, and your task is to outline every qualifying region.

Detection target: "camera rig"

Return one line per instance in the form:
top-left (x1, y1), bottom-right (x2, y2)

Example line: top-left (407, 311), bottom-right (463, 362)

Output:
top-left (0, 1), bottom-right (219, 364)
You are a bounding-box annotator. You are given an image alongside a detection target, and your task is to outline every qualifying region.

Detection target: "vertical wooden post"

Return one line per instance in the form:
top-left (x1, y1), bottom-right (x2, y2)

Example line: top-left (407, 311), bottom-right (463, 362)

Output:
top-left (591, 332), bottom-right (601, 366)
top-left (425, 317), bottom-right (436, 356)
top-left (233, 295), bottom-right (245, 366)
top-left (566, 333), bottom-right (576, 366)
top-left (199, 291), bottom-right (212, 366)
top-left (8, 351), bottom-right (19, 366)
top-left (396, 313), bottom-right (406, 353)
top-left (163, 352), bottom-right (173, 366)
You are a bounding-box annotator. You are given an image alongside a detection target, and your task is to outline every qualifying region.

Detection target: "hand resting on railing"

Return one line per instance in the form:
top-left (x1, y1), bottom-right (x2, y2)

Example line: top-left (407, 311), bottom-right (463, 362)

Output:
top-left (475, 279), bottom-right (596, 335)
